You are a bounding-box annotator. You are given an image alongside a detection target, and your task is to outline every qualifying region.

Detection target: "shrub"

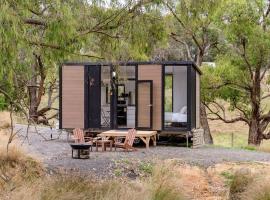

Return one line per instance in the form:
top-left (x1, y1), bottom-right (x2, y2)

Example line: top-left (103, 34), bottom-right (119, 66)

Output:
top-left (139, 161), bottom-right (153, 175)
top-left (40, 163), bottom-right (184, 200)
top-left (229, 169), bottom-right (254, 200)
top-left (40, 175), bottom-right (146, 200)
top-left (149, 163), bottom-right (184, 200)
top-left (240, 177), bottom-right (270, 200)
top-left (0, 147), bottom-right (43, 197)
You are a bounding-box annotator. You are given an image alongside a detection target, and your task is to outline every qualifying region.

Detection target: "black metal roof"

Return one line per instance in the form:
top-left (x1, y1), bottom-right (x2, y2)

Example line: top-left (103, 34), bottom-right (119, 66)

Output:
top-left (62, 60), bottom-right (202, 75)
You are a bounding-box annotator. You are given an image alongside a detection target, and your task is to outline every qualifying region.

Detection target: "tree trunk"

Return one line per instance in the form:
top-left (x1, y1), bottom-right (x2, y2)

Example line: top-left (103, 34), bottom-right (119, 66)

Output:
top-left (28, 54), bottom-right (46, 124)
top-left (248, 68), bottom-right (262, 145)
top-left (248, 120), bottom-right (262, 145)
top-left (28, 85), bottom-right (39, 123)
top-left (197, 49), bottom-right (213, 144)
top-left (201, 102), bottom-right (213, 144)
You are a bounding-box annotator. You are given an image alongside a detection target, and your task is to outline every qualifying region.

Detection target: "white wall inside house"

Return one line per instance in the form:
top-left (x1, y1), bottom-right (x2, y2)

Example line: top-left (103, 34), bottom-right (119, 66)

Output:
top-left (165, 66), bottom-right (187, 113)
top-left (173, 67), bottom-right (187, 112)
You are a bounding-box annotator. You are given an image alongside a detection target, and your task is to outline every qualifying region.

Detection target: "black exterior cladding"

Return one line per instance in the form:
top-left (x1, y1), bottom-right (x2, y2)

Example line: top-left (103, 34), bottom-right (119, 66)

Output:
top-left (59, 61), bottom-right (201, 131)
top-left (190, 66), bottom-right (197, 130)
top-left (85, 65), bottom-right (101, 129)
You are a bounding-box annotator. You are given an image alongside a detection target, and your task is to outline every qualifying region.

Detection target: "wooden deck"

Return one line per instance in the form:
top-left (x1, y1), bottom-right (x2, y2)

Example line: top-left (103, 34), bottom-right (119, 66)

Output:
top-left (98, 130), bottom-right (157, 149)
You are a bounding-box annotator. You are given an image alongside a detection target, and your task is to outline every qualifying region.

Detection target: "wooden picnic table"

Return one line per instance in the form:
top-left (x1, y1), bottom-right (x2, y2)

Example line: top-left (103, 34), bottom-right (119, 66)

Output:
top-left (98, 130), bottom-right (157, 149)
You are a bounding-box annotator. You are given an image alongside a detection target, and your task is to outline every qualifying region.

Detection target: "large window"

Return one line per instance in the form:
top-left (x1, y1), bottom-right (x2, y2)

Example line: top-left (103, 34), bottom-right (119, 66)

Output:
top-left (116, 65), bottom-right (136, 128)
top-left (164, 66), bottom-right (187, 129)
top-left (165, 74), bottom-right (173, 112)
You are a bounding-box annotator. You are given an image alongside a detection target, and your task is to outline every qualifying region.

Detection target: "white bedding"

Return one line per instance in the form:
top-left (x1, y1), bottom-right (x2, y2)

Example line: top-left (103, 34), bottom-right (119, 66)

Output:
top-left (165, 112), bottom-right (187, 123)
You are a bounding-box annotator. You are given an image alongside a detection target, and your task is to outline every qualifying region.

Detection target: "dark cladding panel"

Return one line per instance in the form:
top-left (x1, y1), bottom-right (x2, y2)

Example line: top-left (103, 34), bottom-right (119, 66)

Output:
top-left (86, 65), bottom-right (101, 128)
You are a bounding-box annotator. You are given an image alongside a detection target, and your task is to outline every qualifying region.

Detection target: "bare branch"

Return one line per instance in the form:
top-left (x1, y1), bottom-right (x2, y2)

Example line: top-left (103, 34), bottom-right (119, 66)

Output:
top-left (28, 40), bottom-right (104, 59)
top-left (163, 0), bottom-right (203, 52)
top-left (205, 102), bottom-right (250, 124)
top-left (23, 18), bottom-right (46, 26)
top-left (170, 33), bottom-right (192, 60)
top-left (262, 94), bottom-right (270, 100)
top-left (206, 81), bottom-right (251, 92)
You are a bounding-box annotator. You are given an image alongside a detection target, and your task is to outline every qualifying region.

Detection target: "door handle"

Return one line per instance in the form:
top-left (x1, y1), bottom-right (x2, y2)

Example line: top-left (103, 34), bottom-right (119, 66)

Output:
top-left (148, 104), bottom-right (153, 107)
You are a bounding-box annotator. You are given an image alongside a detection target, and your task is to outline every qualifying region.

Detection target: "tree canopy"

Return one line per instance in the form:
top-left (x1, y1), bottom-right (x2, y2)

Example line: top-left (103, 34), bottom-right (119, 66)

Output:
top-left (202, 0), bottom-right (270, 145)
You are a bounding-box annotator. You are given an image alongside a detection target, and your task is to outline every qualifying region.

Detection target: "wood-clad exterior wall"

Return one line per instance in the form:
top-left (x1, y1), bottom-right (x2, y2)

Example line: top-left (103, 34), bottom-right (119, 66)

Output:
top-left (62, 65), bottom-right (85, 128)
top-left (138, 65), bottom-right (162, 130)
top-left (137, 82), bottom-right (151, 128)
top-left (196, 71), bottom-right (200, 128)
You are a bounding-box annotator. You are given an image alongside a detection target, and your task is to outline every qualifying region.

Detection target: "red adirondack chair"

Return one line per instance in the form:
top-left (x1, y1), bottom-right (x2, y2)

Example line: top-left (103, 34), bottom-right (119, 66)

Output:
top-left (72, 128), bottom-right (93, 146)
top-left (114, 129), bottom-right (137, 151)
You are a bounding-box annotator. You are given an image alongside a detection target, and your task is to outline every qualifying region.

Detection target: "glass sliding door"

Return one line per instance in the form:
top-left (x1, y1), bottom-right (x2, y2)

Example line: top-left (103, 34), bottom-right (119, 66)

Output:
top-left (164, 66), bottom-right (187, 129)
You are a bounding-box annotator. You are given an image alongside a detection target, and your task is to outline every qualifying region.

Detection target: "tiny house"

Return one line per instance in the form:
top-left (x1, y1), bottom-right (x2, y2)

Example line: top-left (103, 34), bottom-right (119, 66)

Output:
top-left (59, 61), bottom-right (201, 133)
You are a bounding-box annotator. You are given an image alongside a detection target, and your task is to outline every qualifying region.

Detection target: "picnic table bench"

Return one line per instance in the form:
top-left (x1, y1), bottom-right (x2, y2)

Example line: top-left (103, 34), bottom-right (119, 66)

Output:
top-left (98, 130), bottom-right (157, 149)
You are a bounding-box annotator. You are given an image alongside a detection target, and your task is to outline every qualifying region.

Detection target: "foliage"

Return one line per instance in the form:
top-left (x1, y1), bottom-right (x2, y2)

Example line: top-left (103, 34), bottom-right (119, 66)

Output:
top-left (160, 0), bottom-right (221, 63)
top-left (138, 161), bottom-right (153, 175)
top-left (0, 96), bottom-right (8, 111)
top-left (201, 0), bottom-right (270, 145)
top-left (0, 0), bottom-right (167, 124)
top-left (0, 147), bottom-right (43, 192)
top-left (164, 75), bottom-right (173, 112)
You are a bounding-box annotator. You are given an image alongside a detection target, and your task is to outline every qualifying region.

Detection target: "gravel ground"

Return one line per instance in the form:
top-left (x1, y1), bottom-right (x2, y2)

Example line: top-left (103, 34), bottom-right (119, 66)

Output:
top-left (15, 124), bottom-right (270, 178)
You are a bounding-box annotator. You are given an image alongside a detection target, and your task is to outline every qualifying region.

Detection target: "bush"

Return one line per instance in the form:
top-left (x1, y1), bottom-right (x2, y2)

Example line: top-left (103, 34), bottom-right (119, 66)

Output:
top-left (0, 96), bottom-right (8, 111)
top-left (0, 147), bottom-right (43, 197)
top-left (149, 163), bottom-right (184, 200)
top-left (240, 177), bottom-right (270, 200)
top-left (39, 176), bottom-right (147, 200)
top-left (229, 169), bottom-right (254, 200)
top-left (40, 163), bottom-right (184, 200)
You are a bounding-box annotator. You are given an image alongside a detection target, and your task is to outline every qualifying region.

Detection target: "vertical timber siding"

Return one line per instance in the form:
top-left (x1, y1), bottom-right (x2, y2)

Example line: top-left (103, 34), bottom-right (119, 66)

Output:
top-left (137, 82), bottom-right (151, 127)
top-left (138, 65), bottom-right (162, 130)
top-left (196, 71), bottom-right (200, 128)
top-left (62, 65), bottom-right (85, 128)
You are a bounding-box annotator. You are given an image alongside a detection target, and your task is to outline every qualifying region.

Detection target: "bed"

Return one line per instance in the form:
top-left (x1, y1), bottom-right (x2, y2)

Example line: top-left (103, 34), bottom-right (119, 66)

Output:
top-left (165, 106), bottom-right (187, 126)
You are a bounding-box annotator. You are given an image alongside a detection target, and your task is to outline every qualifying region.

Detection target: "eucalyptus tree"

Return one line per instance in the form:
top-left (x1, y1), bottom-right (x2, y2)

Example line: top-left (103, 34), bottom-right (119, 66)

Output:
top-left (202, 0), bottom-right (270, 145)
top-left (162, 0), bottom-right (221, 144)
top-left (0, 0), bottom-right (166, 125)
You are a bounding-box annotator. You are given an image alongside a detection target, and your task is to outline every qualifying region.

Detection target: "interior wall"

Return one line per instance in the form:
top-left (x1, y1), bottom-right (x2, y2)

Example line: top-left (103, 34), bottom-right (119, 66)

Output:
top-left (173, 67), bottom-right (187, 113)
top-left (138, 65), bottom-right (162, 130)
top-left (62, 65), bottom-right (84, 128)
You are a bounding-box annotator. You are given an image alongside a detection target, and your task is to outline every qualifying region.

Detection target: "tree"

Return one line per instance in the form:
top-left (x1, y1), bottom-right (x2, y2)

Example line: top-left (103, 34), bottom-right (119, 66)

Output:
top-left (0, 0), bottom-right (166, 125)
top-left (202, 0), bottom-right (270, 145)
top-left (162, 0), bottom-right (221, 144)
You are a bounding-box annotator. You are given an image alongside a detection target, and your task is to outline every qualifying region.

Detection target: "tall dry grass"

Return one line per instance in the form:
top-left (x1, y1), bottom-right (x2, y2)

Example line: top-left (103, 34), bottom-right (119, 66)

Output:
top-left (0, 147), bottom-right (43, 199)
top-left (227, 168), bottom-right (270, 200)
top-left (0, 111), bottom-right (11, 130)
top-left (241, 177), bottom-right (270, 200)
top-left (11, 162), bottom-right (184, 200)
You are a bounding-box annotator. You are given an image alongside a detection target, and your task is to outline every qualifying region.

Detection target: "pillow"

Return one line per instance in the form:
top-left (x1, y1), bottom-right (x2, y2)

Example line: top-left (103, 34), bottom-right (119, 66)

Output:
top-left (179, 106), bottom-right (187, 114)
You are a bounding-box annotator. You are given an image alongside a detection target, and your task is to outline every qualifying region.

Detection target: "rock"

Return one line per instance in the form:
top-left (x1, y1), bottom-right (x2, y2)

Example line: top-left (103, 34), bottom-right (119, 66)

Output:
top-left (126, 169), bottom-right (138, 180)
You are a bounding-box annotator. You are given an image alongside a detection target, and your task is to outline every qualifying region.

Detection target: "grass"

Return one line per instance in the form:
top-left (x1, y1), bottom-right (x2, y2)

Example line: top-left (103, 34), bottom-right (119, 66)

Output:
top-left (229, 169), bottom-right (254, 200)
top-left (0, 147), bottom-right (43, 197)
top-left (225, 168), bottom-right (270, 200)
top-left (220, 171), bottom-right (235, 186)
top-left (9, 162), bottom-right (184, 200)
top-left (114, 168), bottom-right (122, 177)
top-left (209, 119), bottom-right (270, 152)
top-left (3, 148), bottom-right (270, 200)
top-left (138, 161), bottom-right (153, 175)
